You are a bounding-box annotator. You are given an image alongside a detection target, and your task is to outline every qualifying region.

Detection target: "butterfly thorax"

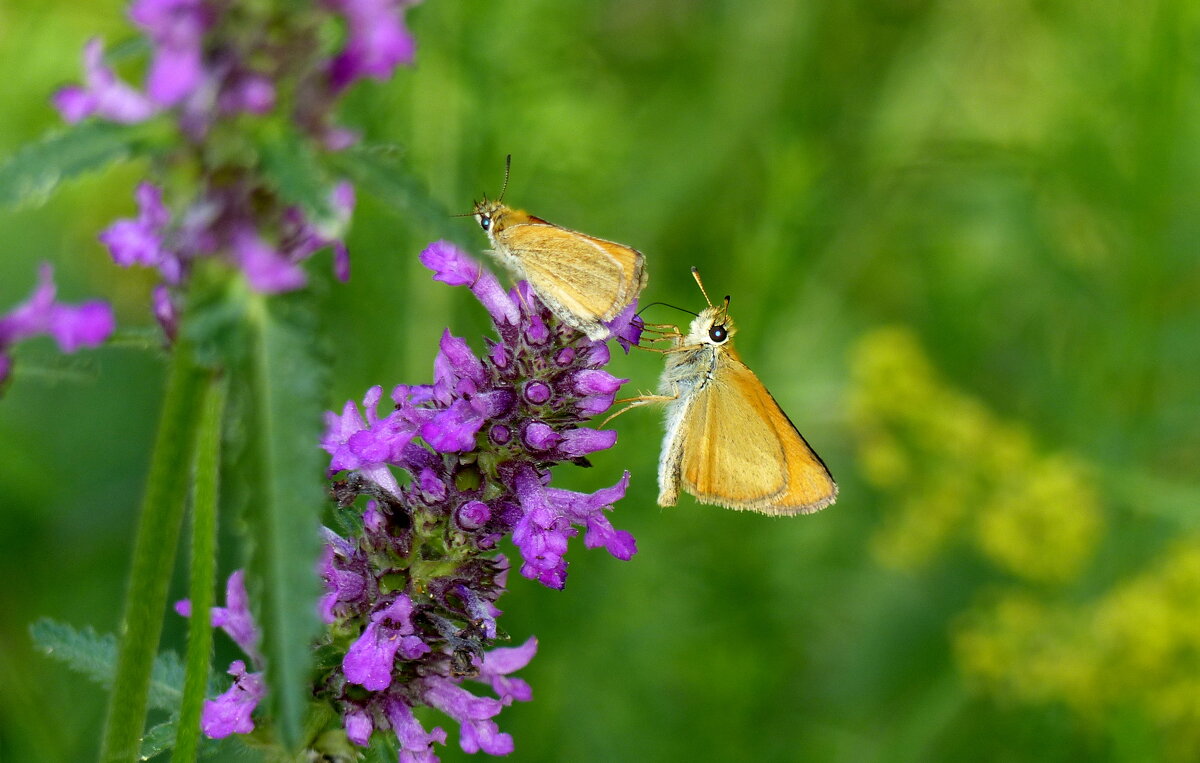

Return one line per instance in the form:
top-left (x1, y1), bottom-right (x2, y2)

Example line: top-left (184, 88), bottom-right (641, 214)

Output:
top-left (661, 308), bottom-right (740, 392)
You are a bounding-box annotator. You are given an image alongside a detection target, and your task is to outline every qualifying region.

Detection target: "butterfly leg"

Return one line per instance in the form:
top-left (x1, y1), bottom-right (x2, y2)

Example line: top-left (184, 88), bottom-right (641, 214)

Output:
top-left (599, 392), bottom-right (678, 427)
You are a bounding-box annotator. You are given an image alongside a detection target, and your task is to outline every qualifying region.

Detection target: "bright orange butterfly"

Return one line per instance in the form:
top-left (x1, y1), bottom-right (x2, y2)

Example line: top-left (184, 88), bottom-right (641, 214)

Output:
top-left (612, 268), bottom-right (837, 515)
top-left (471, 158), bottom-right (648, 341)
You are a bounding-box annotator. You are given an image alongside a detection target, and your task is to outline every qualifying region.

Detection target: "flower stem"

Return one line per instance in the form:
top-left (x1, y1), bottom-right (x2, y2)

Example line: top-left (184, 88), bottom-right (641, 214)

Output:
top-left (99, 342), bottom-right (207, 763)
top-left (173, 371), bottom-right (227, 762)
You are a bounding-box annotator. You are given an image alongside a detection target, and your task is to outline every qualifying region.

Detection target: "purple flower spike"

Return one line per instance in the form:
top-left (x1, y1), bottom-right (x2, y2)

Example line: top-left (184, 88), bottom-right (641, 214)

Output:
top-left (321, 246), bottom-right (633, 756)
top-left (201, 660), bottom-right (264, 739)
top-left (54, 39), bottom-right (157, 124)
top-left (0, 264), bottom-right (114, 384)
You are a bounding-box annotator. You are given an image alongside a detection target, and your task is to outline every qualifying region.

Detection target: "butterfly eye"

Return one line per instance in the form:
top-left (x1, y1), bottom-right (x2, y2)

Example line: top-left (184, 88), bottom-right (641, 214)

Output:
top-left (478, 216), bottom-right (491, 231)
top-left (708, 324), bottom-right (728, 343)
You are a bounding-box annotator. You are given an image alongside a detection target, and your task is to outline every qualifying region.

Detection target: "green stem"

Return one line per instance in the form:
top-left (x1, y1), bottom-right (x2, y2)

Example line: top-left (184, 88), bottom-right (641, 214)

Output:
top-left (173, 371), bottom-right (227, 762)
top-left (99, 342), bottom-right (206, 763)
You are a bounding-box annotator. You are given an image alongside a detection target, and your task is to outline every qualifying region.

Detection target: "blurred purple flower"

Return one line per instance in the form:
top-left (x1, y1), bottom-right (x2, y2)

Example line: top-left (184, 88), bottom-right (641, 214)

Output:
top-left (326, 0), bottom-right (418, 91)
top-left (201, 660), bottom-right (264, 738)
top-left (99, 182), bottom-right (183, 283)
top-left (279, 181), bottom-right (357, 283)
top-left (58, 0), bottom-right (376, 332)
top-left (53, 38), bottom-right (157, 124)
top-left (0, 264), bottom-right (114, 386)
top-left (176, 570), bottom-right (266, 739)
top-left (230, 226), bottom-right (308, 293)
top-left (129, 0), bottom-right (212, 106)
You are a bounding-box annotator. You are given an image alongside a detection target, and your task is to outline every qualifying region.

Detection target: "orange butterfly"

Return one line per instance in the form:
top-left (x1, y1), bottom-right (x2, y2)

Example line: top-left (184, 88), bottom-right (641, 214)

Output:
top-left (471, 158), bottom-right (648, 341)
top-left (613, 268), bottom-right (837, 515)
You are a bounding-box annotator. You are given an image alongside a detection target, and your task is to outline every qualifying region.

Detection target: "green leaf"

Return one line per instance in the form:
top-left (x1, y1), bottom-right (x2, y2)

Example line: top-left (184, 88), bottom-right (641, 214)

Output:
top-left (259, 127), bottom-right (333, 223)
top-left (241, 287), bottom-right (327, 751)
top-left (325, 143), bottom-right (468, 245)
top-left (0, 121), bottom-right (160, 209)
top-left (174, 373), bottom-right (227, 763)
top-left (186, 271), bottom-right (328, 751)
top-left (139, 722), bottom-right (176, 761)
top-left (30, 619), bottom-right (186, 713)
top-left (99, 342), bottom-right (207, 763)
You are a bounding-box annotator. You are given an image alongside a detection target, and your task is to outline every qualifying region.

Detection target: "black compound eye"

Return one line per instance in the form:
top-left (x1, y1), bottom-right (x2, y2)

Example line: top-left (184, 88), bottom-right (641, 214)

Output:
top-left (708, 324), bottom-right (727, 343)
top-left (479, 216), bottom-right (491, 231)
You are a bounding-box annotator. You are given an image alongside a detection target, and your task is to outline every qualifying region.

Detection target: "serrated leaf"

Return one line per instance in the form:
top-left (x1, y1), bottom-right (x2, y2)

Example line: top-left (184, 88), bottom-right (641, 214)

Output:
top-left (141, 720), bottom-right (224, 761)
top-left (259, 127), bottom-right (332, 223)
top-left (241, 287), bottom-right (327, 751)
top-left (325, 144), bottom-right (468, 245)
top-left (140, 721), bottom-right (175, 761)
top-left (185, 273), bottom-right (328, 751)
top-left (0, 121), bottom-right (160, 209)
top-left (30, 619), bottom-right (188, 713)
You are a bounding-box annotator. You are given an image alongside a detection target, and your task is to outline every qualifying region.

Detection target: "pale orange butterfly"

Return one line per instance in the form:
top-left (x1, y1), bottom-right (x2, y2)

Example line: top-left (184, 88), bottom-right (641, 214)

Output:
top-left (469, 157), bottom-right (648, 341)
top-left (609, 268), bottom-right (837, 515)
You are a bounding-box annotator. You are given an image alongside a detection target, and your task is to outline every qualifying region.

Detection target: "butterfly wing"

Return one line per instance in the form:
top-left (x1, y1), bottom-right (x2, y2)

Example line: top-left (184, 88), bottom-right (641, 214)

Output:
top-left (497, 223), bottom-right (647, 329)
top-left (676, 353), bottom-right (837, 515)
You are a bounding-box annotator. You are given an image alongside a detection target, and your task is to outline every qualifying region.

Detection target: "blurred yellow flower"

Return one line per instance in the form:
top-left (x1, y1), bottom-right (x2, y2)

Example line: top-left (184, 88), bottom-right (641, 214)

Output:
top-left (953, 540), bottom-right (1200, 759)
top-left (849, 326), bottom-right (1103, 582)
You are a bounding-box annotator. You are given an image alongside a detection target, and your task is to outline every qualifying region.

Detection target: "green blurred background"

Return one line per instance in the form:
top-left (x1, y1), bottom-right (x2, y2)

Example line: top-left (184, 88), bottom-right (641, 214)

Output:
top-left (2, 0), bottom-right (1199, 760)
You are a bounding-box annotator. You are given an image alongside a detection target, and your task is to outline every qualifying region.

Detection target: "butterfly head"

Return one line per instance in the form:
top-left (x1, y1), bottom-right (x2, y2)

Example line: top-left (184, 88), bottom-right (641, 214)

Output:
top-left (472, 197), bottom-right (509, 236)
top-left (683, 303), bottom-right (736, 348)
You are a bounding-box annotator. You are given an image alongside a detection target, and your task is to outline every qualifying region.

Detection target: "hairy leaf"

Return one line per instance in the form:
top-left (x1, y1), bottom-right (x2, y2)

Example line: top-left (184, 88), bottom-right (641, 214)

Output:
top-left (0, 121), bottom-right (161, 209)
top-left (30, 618), bottom-right (186, 713)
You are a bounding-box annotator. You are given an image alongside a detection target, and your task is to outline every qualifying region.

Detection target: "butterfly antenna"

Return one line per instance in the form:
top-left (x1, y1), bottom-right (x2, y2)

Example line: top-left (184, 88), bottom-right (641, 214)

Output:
top-left (450, 192), bottom-right (489, 218)
top-left (637, 301), bottom-right (699, 318)
top-left (497, 155), bottom-right (513, 204)
top-left (720, 295), bottom-right (731, 324)
top-left (690, 266), bottom-right (714, 308)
